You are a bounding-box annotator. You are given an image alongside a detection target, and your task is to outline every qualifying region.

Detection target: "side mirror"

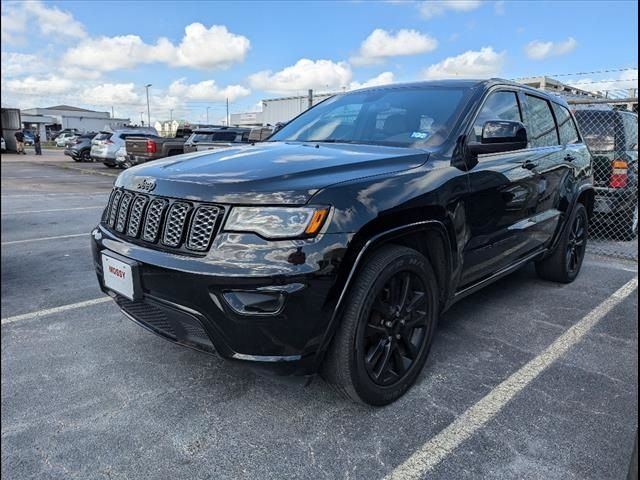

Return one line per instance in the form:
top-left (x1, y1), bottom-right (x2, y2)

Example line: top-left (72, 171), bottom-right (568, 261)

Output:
top-left (467, 120), bottom-right (528, 156)
top-left (273, 122), bottom-right (286, 134)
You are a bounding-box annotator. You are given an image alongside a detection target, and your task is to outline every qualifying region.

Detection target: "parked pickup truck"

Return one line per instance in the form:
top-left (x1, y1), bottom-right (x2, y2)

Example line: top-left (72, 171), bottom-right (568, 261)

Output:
top-left (122, 136), bottom-right (186, 168)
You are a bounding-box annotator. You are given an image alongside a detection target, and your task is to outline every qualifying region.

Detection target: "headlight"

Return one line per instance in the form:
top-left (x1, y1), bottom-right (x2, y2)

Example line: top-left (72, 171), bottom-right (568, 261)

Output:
top-left (223, 206), bottom-right (330, 239)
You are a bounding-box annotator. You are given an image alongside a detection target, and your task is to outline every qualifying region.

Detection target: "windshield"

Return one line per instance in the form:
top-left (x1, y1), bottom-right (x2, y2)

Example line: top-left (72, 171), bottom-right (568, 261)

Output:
top-left (269, 87), bottom-right (470, 148)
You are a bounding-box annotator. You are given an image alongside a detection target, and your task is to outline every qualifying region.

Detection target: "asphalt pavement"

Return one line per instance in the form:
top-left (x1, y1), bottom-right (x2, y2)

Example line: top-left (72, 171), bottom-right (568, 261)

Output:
top-left (2, 151), bottom-right (638, 480)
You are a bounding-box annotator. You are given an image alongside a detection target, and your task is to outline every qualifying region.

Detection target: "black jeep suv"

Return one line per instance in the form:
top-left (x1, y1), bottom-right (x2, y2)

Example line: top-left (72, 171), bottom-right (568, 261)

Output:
top-left (92, 80), bottom-right (593, 405)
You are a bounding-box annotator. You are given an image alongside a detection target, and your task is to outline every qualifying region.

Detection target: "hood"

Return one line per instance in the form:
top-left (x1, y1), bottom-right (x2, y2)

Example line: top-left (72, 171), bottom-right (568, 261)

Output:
top-left (116, 141), bottom-right (427, 205)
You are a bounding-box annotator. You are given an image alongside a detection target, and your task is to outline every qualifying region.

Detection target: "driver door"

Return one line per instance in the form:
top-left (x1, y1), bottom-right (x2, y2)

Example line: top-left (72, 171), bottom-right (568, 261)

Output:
top-left (460, 89), bottom-right (543, 287)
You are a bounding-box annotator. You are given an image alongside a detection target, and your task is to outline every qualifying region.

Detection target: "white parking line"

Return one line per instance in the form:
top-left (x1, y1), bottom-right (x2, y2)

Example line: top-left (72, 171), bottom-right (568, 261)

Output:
top-left (1, 206), bottom-right (103, 215)
top-left (1, 297), bottom-right (112, 325)
top-left (385, 276), bottom-right (638, 480)
top-left (1, 233), bottom-right (88, 245)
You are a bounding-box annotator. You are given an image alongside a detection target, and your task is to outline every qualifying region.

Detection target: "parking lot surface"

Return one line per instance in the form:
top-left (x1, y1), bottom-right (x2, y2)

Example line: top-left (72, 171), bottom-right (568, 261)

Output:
top-left (2, 152), bottom-right (638, 480)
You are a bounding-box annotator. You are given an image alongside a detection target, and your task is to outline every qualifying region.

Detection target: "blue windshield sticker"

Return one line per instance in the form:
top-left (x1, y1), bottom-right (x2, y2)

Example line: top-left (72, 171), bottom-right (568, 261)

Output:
top-left (410, 131), bottom-right (429, 139)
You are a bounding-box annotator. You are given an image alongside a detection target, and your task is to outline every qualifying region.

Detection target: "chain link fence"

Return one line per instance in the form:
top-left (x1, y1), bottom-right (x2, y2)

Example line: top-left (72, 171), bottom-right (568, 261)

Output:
top-left (568, 98), bottom-right (638, 260)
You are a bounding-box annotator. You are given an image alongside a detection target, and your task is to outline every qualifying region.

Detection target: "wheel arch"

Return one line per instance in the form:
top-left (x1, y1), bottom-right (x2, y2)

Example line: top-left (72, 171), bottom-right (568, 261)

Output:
top-left (314, 207), bottom-right (457, 370)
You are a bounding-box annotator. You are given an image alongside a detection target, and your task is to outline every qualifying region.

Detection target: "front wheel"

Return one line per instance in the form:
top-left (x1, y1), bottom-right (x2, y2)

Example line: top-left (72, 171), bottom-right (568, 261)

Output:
top-left (536, 203), bottom-right (588, 283)
top-left (322, 245), bottom-right (438, 406)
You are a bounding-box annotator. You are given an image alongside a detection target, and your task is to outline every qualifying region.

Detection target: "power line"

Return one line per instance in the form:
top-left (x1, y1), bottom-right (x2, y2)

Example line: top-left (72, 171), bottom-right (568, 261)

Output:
top-left (512, 67), bottom-right (638, 80)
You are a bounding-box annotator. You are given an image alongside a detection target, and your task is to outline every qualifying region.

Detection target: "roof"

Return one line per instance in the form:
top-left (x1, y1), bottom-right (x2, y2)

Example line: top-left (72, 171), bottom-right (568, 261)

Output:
top-left (43, 105), bottom-right (103, 113)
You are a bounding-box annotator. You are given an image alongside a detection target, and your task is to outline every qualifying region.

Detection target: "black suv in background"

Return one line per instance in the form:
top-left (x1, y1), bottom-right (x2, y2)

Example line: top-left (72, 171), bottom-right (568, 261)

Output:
top-left (573, 109), bottom-right (638, 239)
top-left (92, 80), bottom-right (593, 405)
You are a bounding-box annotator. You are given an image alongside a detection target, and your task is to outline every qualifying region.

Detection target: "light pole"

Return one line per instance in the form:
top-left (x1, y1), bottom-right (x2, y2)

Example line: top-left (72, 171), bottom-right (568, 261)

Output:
top-left (206, 106), bottom-right (211, 124)
top-left (169, 109), bottom-right (174, 122)
top-left (145, 84), bottom-right (152, 127)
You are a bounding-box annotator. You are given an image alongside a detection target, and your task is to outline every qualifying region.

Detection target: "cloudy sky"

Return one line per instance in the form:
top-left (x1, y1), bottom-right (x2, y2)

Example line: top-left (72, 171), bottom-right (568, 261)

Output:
top-left (1, 0), bottom-right (637, 124)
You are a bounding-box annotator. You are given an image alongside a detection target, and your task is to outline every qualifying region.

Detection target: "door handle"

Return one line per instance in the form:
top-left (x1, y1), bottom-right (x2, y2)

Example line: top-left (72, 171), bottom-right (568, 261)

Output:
top-left (523, 160), bottom-right (536, 170)
top-left (564, 154), bottom-right (576, 162)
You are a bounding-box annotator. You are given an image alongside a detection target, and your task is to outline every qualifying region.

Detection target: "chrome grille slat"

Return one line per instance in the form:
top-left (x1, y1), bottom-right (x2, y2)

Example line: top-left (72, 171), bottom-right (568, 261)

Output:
top-left (162, 202), bottom-right (191, 247)
top-left (187, 206), bottom-right (219, 251)
top-left (102, 188), bottom-right (222, 253)
top-left (108, 190), bottom-right (123, 227)
top-left (115, 192), bottom-right (133, 232)
top-left (127, 195), bottom-right (148, 237)
top-left (142, 199), bottom-right (168, 242)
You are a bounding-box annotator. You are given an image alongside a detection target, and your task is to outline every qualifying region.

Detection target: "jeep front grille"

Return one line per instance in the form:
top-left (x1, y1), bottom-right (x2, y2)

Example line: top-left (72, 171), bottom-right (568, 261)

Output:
top-left (102, 188), bottom-right (223, 254)
top-left (162, 202), bottom-right (191, 247)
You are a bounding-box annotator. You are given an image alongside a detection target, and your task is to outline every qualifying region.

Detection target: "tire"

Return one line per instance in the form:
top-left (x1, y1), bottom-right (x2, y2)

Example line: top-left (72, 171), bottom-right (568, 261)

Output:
top-left (104, 163), bottom-right (116, 168)
top-left (81, 150), bottom-right (91, 162)
top-left (536, 202), bottom-right (588, 283)
top-left (616, 204), bottom-right (638, 241)
top-left (322, 245), bottom-right (438, 406)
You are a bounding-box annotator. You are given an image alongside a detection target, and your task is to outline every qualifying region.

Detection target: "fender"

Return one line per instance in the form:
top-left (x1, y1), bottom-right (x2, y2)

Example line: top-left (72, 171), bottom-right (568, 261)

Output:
top-left (547, 181), bottom-right (595, 254)
top-left (312, 219), bottom-right (452, 370)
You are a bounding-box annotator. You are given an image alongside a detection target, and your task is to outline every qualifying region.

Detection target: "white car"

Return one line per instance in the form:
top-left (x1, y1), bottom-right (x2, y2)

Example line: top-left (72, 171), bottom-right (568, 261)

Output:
top-left (1, 137), bottom-right (6, 152)
top-left (55, 133), bottom-right (78, 147)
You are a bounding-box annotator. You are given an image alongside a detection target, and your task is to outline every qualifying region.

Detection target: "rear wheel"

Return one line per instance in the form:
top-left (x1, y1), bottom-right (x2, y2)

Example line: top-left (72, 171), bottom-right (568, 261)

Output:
top-left (536, 203), bottom-right (588, 283)
top-left (322, 245), bottom-right (438, 406)
top-left (81, 150), bottom-right (91, 162)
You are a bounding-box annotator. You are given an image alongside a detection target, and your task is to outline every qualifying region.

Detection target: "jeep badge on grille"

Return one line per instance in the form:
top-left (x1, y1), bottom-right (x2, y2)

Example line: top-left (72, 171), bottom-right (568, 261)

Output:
top-left (136, 178), bottom-right (156, 193)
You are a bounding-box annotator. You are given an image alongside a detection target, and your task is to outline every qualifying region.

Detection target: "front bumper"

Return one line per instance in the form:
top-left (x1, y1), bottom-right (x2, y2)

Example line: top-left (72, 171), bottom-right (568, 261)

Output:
top-left (91, 225), bottom-right (350, 376)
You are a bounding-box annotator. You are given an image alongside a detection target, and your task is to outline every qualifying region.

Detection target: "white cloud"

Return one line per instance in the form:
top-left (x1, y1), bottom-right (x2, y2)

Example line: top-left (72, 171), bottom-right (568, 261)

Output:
top-left (422, 47), bottom-right (505, 79)
top-left (167, 78), bottom-right (251, 102)
top-left (0, 52), bottom-right (47, 77)
top-left (81, 83), bottom-right (141, 106)
top-left (419, 0), bottom-right (482, 18)
top-left (1, 1), bottom-right (85, 44)
top-left (350, 72), bottom-right (395, 90)
top-left (5, 74), bottom-right (74, 96)
top-left (62, 35), bottom-right (174, 72)
top-left (525, 37), bottom-right (577, 60)
top-left (174, 23), bottom-right (250, 69)
top-left (62, 23), bottom-right (250, 72)
top-left (23, 1), bottom-right (86, 39)
top-left (248, 59), bottom-right (353, 95)
top-left (351, 29), bottom-right (438, 66)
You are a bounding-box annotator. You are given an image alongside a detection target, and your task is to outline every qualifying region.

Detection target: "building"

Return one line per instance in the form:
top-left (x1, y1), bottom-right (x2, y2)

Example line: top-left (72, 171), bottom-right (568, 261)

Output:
top-left (20, 105), bottom-right (130, 140)
top-left (231, 91), bottom-right (337, 127)
top-left (516, 76), bottom-right (638, 112)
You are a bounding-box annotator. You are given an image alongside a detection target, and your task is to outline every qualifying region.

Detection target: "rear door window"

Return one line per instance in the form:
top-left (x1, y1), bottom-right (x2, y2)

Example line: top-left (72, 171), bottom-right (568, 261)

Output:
top-left (94, 132), bottom-right (112, 141)
top-left (472, 91), bottom-right (522, 142)
top-left (552, 103), bottom-right (580, 145)
top-left (524, 95), bottom-right (559, 147)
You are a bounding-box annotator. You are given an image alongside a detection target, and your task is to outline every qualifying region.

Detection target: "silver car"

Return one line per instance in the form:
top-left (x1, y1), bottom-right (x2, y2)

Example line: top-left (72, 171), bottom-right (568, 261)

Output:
top-left (90, 128), bottom-right (158, 168)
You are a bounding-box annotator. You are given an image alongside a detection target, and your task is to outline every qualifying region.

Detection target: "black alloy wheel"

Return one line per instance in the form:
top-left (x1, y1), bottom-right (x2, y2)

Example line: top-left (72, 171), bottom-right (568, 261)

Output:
top-left (566, 208), bottom-right (587, 276)
top-left (322, 245), bottom-right (438, 406)
top-left (536, 202), bottom-right (588, 283)
top-left (359, 271), bottom-right (429, 387)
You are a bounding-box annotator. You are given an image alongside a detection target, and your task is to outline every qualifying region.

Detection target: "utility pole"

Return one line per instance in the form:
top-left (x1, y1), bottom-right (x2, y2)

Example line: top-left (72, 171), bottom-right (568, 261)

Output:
top-left (111, 106), bottom-right (114, 118)
top-left (139, 112), bottom-right (144, 126)
top-left (145, 84), bottom-right (152, 127)
top-left (226, 98), bottom-right (229, 126)
top-left (206, 106), bottom-right (211, 123)
top-left (169, 109), bottom-right (173, 122)
top-left (308, 89), bottom-right (313, 109)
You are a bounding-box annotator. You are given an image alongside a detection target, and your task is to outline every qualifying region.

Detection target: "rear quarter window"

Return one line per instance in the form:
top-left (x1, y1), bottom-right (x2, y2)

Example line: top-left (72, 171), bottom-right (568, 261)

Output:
top-left (552, 103), bottom-right (580, 145)
top-left (621, 113), bottom-right (638, 151)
